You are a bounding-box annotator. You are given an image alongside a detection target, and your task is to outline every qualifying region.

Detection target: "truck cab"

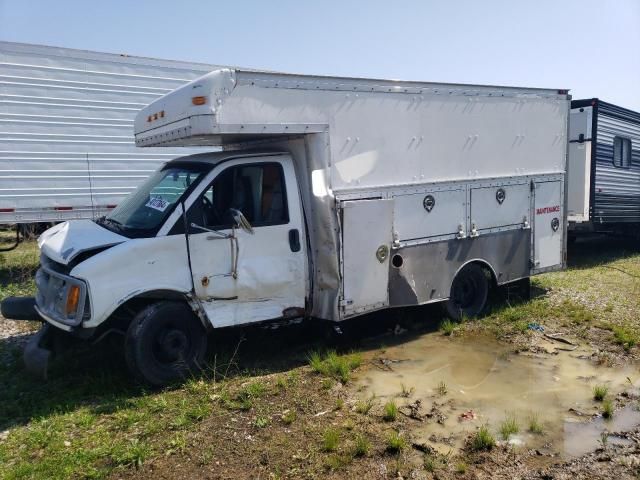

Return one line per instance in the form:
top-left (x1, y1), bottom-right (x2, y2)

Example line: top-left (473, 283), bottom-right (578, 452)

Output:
top-left (8, 151), bottom-right (307, 385)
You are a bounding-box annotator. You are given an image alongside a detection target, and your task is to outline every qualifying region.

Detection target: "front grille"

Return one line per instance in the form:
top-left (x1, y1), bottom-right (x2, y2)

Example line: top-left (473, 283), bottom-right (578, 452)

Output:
top-left (35, 255), bottom-right (89, 327)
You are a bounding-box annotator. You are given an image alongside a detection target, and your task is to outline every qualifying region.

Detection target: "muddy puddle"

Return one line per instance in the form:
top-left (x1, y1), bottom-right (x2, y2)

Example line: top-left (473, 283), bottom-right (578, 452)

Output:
top-left (356, 333), bottom-right (640, 458)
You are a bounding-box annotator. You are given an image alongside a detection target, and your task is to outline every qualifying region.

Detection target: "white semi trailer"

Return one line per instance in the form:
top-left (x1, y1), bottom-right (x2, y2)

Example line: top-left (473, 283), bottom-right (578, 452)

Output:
top-left (2, 69), bottom-right (570, 386)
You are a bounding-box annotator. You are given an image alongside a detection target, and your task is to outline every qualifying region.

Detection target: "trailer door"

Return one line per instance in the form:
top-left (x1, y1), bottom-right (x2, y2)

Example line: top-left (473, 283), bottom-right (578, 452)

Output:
top-left (533, 180), bottom-right (563, 271)
top-left (340, 199), bottom-right (393, 317)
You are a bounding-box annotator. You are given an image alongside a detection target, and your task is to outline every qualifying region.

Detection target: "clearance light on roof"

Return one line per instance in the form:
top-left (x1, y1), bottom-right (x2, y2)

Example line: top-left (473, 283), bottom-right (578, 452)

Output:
top-left (147, 110), bottom-right (166, 122)
top-left (192, 96), bottom-right (207, 106)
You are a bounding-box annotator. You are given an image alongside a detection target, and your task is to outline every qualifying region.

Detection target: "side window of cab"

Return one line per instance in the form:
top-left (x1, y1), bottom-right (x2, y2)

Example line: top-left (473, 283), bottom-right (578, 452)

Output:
top-left (190, 162), bottom-right (289, 231)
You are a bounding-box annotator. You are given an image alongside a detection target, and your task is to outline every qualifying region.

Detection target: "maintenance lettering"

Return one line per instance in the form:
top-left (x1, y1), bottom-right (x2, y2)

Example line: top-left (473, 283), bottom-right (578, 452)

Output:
top-left (536, 205), bottom-right (560, 215)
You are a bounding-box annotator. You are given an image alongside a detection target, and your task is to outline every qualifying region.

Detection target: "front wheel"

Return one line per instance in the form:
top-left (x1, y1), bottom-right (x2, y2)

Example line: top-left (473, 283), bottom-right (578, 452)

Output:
top-left (445, 264), bottom-right (490, 321)
top-left (125, 301), bottom-right (208, 387)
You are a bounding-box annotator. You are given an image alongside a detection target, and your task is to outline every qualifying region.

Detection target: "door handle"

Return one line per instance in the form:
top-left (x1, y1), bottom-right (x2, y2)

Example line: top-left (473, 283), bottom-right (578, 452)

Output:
top-left (289, 229), bottom-right (301, 252)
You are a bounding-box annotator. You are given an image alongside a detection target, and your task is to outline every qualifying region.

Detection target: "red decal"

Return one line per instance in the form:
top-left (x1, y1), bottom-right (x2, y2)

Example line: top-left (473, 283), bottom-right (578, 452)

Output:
top-left (536, 205), bottom-right (560, 215)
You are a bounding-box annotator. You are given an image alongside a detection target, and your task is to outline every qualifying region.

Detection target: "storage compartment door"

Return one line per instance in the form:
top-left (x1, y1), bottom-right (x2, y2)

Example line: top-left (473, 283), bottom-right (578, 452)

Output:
top-left (471, 183), bottom-right (530, 231)
top-left (533, 181), bottom-right (563, 270)
top-left (393, 189), bottom-right (465, 240)
top-left (341, 199), bottom-right (393, 317)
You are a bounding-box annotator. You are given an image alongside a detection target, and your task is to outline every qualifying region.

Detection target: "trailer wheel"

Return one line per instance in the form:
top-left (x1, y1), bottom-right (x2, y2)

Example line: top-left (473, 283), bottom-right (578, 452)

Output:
top-left (445, 264), bottom-right (490, 320)
top-left (125, 301), bottom-right (207, 387)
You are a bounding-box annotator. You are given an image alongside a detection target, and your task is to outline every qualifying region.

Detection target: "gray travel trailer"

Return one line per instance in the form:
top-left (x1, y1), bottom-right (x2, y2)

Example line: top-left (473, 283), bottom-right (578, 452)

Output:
top-left (568, 99), bottom-right (640, 237)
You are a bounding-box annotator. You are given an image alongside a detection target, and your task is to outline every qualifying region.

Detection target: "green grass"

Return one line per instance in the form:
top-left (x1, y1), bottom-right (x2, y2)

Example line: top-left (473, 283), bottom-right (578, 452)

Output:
top-left (0, 232), bottom-right (39, 298)
top-left (471, 424), bottom-right (496, 451)
top-left (499, 413), bottom-right (519, 440)
top-left (308, 350), bottom-right (363, 384)
top-left (593, 385), bottom-right (609, 402)
top-left (385, 431), bottom-right (406, 453)
top-left (611, 325), bottom-right (639, 350)
top-left (281, 409), bottom-right (296, 425)
top-left (424, 455), bottom-right (437, 472)
top-left (456, 461), bottom-right (467, 474)
top-left (352, 434), bottom-right (370, 457)
top-left (322, 428), bottom-right (340, 452)
top-left (527, 413), bottom-right (544, 434)
top-left (602, 399), bottom-right (614, 419)
top-left (254, 416), bottom-right (270, 428)
top-left (439, 319), bottom-right (457, 336)
top-left (355, 395), bottom-right (375, 415)
top-left (382, 400), bottom-right (398, 422)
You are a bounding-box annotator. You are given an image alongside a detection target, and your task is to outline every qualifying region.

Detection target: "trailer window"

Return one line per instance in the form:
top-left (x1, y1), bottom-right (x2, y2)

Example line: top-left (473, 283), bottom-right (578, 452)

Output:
top-left (192, 162), bottom-right (289, 230)
top-left (613, 136), bottom-right (632, 168)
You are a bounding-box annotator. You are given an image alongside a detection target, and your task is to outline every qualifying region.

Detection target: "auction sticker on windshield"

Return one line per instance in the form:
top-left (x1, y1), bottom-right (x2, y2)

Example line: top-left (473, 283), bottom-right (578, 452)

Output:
top-left (145, 196), bottom-right (170, 212)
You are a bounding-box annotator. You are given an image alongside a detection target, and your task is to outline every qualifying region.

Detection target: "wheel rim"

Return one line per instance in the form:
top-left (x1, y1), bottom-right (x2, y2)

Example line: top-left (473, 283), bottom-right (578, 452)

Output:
top-left (153, 326), bottom-right (191, 364)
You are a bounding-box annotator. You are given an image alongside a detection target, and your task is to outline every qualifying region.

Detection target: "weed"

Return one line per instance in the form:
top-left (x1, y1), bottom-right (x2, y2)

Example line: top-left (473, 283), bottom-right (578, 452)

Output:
top-left (255, 416), bottom-right (270, 428)
top-left (353, 434), bottom-right (370, 457)
top-left (334, 398), bottom-right (345, 411)
top-left (527, 412), bottom-right (544, 434)
top-left (600, 431), bottom-right (609, 449)
top-left (309, 350), bottom-right (363, 383)
top-left (355, 395), bottom-right (375, 415)
top-left (383, 400), bottom-right (398, 421)
top-left (440, 319), bottom-right (457, 336)
top-left (612, 325), bottom-right (639, 350)
top-left (593, 384), bottom-right (609, 402)
top-left (229, 381), bottom-right (268, 410)
top-left (400, 383), bottom-right (414, 398)
top-left (424, 455), bottom-right (437, 472)
top-left (166, 433), bottom-right (187, 455)
top-left (385, 431), bottom-right (406, 453)
top-left (322, 428), bottom-right (340, 452)
top-left (198, 447), bottom-right (214, 466)
top-left (602, 399), bottom-right (614, 419)
top-left (276, 376), bottom-right (287, 391)
top-left (321, 378), bottom-right (335, 390)
top-left (499, 413), bottom-right (519, 440)
top-left (111, 439), bottom-right (150, 469)
top-left (456, 461), bottom-right (467, 474)
top-left (324, 453), bottom-right (351, 470)
top-left (471, 424), bottom-right (496, 451)
top-left (281, 410), bottom-right (296, 425)
top-left (436, 380), bottom-right (448, 396)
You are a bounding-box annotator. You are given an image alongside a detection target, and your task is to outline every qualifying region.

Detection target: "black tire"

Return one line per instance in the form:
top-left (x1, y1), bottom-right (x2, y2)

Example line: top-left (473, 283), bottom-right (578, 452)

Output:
top-left (125, 301), bottom-right (208, 387)
top-left (445, 264), bottom-right (490, 321)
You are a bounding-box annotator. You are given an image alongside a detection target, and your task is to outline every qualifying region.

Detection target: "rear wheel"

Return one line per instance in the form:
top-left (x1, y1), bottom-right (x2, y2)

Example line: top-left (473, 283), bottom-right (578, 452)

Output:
top-left (125, 301), bottom-right (208, 387)
top-left (445, 264), bottom-right (490, 321)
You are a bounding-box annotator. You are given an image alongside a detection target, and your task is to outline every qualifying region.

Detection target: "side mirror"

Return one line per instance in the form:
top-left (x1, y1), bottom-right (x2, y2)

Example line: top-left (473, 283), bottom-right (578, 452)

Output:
top-left (229, 208), bottom-right (254, 235)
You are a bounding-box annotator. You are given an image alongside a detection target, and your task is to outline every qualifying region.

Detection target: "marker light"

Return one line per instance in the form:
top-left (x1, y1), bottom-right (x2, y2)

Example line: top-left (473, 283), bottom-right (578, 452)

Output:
top-left (66, 285), bottom-right (81, 316)
top-left (192, 96), bottom-right (207, 106)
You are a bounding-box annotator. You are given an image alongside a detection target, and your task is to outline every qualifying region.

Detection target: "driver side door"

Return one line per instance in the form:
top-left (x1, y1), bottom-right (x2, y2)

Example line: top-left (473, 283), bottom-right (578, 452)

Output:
top-left (186, 156), bottom-right (307, 328)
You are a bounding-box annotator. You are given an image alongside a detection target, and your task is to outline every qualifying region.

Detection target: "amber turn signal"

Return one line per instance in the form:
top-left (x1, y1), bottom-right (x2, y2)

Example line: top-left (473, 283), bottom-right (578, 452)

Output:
top-left (192, 96), bottom-right (207, 106)
top-left (66, 285), bottom-right (81, 315)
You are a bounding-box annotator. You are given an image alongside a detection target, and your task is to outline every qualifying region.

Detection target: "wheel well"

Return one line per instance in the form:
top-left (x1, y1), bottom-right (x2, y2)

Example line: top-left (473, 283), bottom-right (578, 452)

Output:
top-left (104, 290), bottom-right (192, 332)
top-left (454, 260), bottom-right (498, 288)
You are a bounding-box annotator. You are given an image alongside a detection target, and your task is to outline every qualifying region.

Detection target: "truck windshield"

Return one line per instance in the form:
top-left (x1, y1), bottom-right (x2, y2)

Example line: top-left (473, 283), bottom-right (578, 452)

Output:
top-left (98, 166), bottom-right (206, 237)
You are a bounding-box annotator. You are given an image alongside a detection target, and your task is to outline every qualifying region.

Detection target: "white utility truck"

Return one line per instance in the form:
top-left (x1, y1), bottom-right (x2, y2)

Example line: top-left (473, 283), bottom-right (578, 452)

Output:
top-left (2, 69), bottom-right (570, 386)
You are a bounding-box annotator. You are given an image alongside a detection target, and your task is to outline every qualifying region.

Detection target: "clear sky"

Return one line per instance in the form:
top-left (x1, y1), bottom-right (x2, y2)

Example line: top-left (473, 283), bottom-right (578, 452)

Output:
top-left (1, 0), bottom-right (639, 110)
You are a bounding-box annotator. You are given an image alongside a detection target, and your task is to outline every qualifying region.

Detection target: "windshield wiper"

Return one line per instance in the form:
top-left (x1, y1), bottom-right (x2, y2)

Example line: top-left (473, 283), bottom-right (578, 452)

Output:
top-left (97, 216), bottom-right (125, 233)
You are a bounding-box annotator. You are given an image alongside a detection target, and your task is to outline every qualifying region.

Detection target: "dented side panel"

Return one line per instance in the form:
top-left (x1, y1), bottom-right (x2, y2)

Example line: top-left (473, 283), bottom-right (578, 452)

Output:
top-left (389, 229), bottom-right (530, 307)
